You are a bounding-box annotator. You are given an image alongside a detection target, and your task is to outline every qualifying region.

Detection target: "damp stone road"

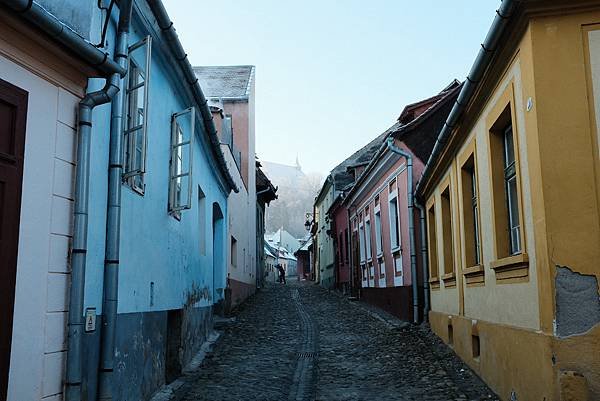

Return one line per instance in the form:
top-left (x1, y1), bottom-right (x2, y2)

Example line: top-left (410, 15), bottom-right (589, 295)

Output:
top-left (169, 281), bottom-right (499, 401)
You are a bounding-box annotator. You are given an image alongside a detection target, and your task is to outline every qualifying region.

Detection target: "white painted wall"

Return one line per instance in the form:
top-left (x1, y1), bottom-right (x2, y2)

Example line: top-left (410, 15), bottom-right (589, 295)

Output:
top-left (1, 54), bottom-right (81, 401)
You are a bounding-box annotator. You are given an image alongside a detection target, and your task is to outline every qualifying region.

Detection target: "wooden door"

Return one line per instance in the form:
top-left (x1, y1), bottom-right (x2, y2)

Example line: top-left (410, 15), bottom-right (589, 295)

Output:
top-left (0, 78), bottom-right (28, 400)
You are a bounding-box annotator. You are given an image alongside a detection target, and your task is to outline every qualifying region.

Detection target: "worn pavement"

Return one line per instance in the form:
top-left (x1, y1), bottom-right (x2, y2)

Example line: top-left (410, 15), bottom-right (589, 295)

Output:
top-left (170, 281), bottom-right (499, 401)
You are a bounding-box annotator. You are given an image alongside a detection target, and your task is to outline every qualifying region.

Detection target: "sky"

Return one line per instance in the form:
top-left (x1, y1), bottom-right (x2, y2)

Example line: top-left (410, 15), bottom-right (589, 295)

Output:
top-left (162, 0), bottom-right (500, 176)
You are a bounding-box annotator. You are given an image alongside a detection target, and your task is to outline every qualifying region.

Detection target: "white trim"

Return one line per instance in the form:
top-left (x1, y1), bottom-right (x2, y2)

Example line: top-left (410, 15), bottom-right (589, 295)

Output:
top-left (353, 163), bottom-right (406, 213)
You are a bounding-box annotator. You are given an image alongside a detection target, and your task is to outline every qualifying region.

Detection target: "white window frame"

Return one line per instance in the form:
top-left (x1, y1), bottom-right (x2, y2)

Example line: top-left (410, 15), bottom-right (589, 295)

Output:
top-left (168, 107), bottom-right (195, 213)
top-left (503, 124), bottom-right (521, 255)
top-left (365, 217), bottom-right (372, 261)
top-left (123, 35), bottom-right (152, 194)
top-left (359, 222), bottom-right (366, 262)
top-left (388, 190), bottom-right (401, 252)
top-left (374, 205), bottom-right (383, 257)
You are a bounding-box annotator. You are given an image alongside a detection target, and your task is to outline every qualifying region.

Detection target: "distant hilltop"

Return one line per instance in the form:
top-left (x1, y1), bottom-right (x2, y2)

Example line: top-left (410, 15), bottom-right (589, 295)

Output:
top-left (261, 160), bottom-right (305, 189)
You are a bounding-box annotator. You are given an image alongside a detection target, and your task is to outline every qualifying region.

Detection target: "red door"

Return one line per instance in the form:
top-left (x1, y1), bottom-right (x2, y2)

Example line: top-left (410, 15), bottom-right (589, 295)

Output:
top-left (0, 78), bottom-right (28, 400)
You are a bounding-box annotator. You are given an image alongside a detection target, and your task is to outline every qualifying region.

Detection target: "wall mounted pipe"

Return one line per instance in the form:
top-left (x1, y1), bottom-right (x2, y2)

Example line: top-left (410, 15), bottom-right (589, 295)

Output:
top-left (386, 137), bottom-right (419, 324)
top-left (416, 0), bottom-right (519, 196)
top-left (415, 202), bottom-right (430, 322)
top-left (97, 1), bottom-right (133, 400)
top-left (66, 75), bottom-right (120, 401)
top-left (0, 0), bottom-right (126, 77)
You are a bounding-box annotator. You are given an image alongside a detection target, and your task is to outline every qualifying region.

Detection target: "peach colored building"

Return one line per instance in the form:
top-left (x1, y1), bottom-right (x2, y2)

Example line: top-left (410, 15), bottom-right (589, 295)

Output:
top-left (343, 83), bottom-right (460, 321)
top-left (196, 66), bottom-right (258, 310)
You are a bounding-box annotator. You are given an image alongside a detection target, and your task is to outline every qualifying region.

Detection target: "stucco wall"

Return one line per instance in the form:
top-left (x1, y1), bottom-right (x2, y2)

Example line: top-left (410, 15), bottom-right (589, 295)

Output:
top-left (427, 54), bottom-right (540, 330)
top-left (83, 20), bottom-right (229, 318)
top-left (0, 44), bottom-right (84, 401)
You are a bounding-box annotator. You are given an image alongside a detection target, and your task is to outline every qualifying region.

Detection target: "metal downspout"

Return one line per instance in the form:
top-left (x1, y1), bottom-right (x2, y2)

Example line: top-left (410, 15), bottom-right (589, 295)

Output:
top-left (386, 137), bottom-right (419, 324)
top-left (415, 202), bottom-right (429, 322)
top-left (98, 1), bottom-right (133, 400)
top-left (416, 0), bottom-right (519, 195)
top-left (66, 76), bottom-right (121, 401)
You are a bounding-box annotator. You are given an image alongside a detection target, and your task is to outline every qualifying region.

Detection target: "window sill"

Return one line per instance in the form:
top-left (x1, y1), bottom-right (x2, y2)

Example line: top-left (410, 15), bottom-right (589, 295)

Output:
top-left (463, 264), bottom-right (485, 286)
top-left (377, 253), bottom-right (384, 259)
top-left (442, 272), bottom-right (456, 288)
top-left (391, 247), bottom-right (401, 255)
top-left (490, 253), bottom-right (529, 281)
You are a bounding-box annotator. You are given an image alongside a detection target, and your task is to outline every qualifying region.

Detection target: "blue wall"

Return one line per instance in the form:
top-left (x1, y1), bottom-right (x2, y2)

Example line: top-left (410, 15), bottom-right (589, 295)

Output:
top-left (84, 12), bottom-right (229, 316)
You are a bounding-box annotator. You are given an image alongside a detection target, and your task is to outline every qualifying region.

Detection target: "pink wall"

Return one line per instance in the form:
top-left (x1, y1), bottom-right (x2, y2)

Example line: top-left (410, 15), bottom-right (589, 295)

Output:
top-left (224, 101), bottom-right (249, 188)
top-left (333, 203), bottom-right (350, 286)
top-left (351, 138), bottom-right (425, 288)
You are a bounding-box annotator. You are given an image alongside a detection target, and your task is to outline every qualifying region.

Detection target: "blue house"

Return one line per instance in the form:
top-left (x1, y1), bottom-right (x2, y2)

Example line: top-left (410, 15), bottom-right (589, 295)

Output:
top-left (80, 2), bottom-right (237, 400)
top-left (0, 1), bottom-right (235, 400)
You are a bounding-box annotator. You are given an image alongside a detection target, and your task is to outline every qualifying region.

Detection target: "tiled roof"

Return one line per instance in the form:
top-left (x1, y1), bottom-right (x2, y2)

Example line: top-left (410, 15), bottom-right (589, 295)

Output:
top-left (193, 65), bottom-right (254, 98)
top-left (330, 131), bottom-right (388, 189)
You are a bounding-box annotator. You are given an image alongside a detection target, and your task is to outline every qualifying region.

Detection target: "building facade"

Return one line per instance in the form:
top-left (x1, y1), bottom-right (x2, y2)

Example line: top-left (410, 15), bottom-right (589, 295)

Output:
top-left (344, 84), bottom-right (460, 321)
top-left (417, 1), bottom-right (600, 399)
top-left (256, 162), bottom-right (277, 288)
top-left (195, 65), bottom-right (258, 311)
top-left (0, 3), bottom-right (103, 399)
top-left (1, 1), bottom-right (237, 400)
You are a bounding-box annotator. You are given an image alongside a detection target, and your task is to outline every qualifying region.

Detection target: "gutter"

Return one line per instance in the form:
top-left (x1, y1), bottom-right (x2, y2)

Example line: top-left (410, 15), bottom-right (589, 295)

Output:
top-left (386, 137), bottom-right (419, 324)
top-left (146, 0), bottom-right (238, 193)
top-left (0, 0), bottom-right (126, 77)
top-left (97, 1), bottom-right (133, 400)
top-left (415, 201), bottom-right (430, 321)
top-left (416, 0), bottom-right (520, 196)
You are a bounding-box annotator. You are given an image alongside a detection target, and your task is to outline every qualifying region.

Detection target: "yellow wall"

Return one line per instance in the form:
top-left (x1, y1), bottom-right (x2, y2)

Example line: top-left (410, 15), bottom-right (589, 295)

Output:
top-left (425, 7), bottom-right (600, 400)
top-left (426, 39), bottom-right (541, 331)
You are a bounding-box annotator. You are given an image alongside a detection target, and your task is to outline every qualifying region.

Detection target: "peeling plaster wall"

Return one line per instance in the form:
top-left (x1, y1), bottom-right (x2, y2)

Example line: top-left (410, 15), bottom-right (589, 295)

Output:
top-left (555, 266), bottom-right (600, 338)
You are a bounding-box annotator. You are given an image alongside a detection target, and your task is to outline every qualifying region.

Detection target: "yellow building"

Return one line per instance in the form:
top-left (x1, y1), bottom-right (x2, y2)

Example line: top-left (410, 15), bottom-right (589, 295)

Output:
top-left (416, 1), bottom-right (600, 400)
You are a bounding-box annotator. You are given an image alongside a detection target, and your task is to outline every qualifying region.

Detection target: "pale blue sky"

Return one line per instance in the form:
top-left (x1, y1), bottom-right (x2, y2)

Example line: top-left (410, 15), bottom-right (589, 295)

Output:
top-left (163, 0), bottom-right (500, 175)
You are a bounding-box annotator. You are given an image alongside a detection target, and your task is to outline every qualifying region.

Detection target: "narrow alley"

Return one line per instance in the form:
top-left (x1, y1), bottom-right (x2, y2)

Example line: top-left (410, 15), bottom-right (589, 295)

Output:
top-left (168, 282), bottom-right (498, 401)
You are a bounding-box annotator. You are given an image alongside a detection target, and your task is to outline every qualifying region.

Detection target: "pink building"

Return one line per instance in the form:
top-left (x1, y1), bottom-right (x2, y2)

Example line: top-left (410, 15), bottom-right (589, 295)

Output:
top-left (343, 82), bottom-right (460, 322)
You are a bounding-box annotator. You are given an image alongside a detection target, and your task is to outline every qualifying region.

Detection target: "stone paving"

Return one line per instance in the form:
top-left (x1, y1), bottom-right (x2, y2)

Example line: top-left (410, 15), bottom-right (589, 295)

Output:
top-left (171, 281), bottom-right (499, 401)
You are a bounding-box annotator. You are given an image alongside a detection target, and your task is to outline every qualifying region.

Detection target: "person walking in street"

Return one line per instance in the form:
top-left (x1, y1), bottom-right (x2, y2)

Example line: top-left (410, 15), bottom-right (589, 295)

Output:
top-left (276, 263), bottom-right (286, 284)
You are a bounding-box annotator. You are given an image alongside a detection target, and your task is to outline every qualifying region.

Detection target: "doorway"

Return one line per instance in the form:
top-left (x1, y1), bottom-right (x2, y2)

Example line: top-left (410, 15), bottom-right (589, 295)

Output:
top-left (0, 78), bottom-right (28, 399)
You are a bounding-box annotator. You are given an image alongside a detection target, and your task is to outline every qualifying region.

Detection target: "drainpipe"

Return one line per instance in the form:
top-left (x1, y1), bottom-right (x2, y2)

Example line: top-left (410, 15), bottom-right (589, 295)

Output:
top-left (416, 0), bottom-right (519, 195)
top-left (66, 77), bottom-right (122, 399)
top-left (97, 1), bottom-right (133, 400)
top-left (415, 202), bottom-right (429, 322)
top-left (386, 137), bottom-right (419, 324)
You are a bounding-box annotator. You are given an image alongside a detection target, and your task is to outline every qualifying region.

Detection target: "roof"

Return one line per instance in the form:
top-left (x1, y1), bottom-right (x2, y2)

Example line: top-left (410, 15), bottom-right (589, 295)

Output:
top-left (193, 66), bottom-right (254, 99)
top-left (344, 81), bottom-right (462, 206)
top-left (256, 161), bottom-right (278, 204)
top-left (315, 131), bottom-right (388, 206)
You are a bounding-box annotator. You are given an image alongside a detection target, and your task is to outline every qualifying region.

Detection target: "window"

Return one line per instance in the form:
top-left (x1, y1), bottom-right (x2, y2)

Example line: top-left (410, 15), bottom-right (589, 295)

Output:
top-left (359, 222), bottom-right (366, 262)
top-left (344, 228), bottom-right (349, 263)
top-left (489, 104), bottom-right (523, 260)
top-left (503, 125), bottom-right (521, 255)
top-left (460, 154), bottom-right (481, 266)
top-left (231, 236), bottom-right (237, 268)
top-left (441, 186), bottom-right (454, 275)
top-left (427, 203), bottom-right (439, 280)
top-left (198, 186), bottom-right (206, 255)
top-left (169, 107), bottom-right (195, 213)
top-left (365, 218), bottom-right (372, 260)
top-left (123, 36), bottom-right (151, 193)
top-left (389, 196), bottom-right (400, 250)
top-left (374, 207), bottom-right (383, 256)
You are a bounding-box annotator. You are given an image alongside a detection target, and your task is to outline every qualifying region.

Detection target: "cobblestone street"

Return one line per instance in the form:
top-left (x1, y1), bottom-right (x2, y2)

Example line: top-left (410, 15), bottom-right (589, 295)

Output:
top-left (172, 282), bottom-right (499, 401)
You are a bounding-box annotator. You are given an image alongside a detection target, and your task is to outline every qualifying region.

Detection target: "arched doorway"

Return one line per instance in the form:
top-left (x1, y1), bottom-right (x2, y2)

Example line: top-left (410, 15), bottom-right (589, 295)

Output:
top-left (212, 202), bottom-right (225, 305)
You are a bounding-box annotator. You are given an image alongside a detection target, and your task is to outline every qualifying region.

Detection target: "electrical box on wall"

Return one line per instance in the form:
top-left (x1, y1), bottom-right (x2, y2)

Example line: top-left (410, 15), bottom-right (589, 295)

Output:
top-left (85, 308), bottom-right (96, 332)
